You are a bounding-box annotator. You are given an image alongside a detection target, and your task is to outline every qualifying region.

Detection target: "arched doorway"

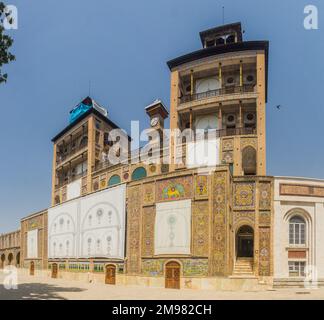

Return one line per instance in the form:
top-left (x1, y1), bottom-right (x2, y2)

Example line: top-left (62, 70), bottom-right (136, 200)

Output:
top-left (165, 261), bottom-right (181, 289)
top-left (30, 261), bottom-right (35, 276)
top-left (51, 263), bottom-right (58, 279)
top-left (16, 252), bottom-right (20, 267)
top-left (7, 253), bottom-right (13, 265)
top-left (105, 264), bottom-right (116, 285)
top-left (0, 254), bottom-right (5, 269)
top-left (236, 225), bottom-right (254, 258)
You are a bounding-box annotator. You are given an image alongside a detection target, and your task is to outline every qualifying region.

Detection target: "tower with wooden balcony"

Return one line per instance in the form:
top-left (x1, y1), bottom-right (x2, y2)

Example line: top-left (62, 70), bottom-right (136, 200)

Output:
top-left (167, 22), bottom-right (268, 176)
top-left (51, 97), bottom-right (126, 206)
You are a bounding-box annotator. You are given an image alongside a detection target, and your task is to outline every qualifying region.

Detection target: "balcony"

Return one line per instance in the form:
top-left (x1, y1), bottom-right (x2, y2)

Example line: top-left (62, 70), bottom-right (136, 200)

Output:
top-left (56, 139), bottom-right (88, 166)
top-left (218, 127), bottom-right (256, 137)
top-left (56, 171), bottom-right (87, 189)
top-left (179, 84), bottom-right (255, 104)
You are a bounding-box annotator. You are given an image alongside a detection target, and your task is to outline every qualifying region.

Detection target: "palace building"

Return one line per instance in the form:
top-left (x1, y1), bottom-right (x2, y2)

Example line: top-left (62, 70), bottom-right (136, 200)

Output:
top-left (2, 22), bottom-right (323, 289)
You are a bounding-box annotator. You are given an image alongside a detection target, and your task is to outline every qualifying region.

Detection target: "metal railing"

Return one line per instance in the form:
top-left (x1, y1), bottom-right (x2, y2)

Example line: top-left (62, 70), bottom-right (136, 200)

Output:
top-left (179, 84), bottom-right (255, 104)
top-left (55, 171), bottom-right (87, 189)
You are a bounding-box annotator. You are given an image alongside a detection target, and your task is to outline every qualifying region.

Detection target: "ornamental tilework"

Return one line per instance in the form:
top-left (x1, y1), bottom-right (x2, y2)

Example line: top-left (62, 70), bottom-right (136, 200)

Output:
top-left (28, 217), bottom-right (41, 230)
top-left (143, 183), bottom-right (155, 205)
top-left (141, 259), bottom-right (165, 276)
top-left (234, 182), bottom-right (255, 209)
top-left (241, 137), bottom-right (257, 149)
top-left (183, 259), bottom-right (209, 276)
top-left (222, 138), bottom-right (234, 151)
top-left (233, 211), bottom-right (255, 226)
top-left (222, 151), bottom-right (233, 164)
top-left (142, 206), bottom-right (155, 256)
top-left (192, 201), bottom-right (209, 256)
top-left (210, 171), bottom-right (227, 275)
top-left (259, 227), bottom-right (271, 276)
top-left (126, 186), bottom-right (142, 274)
top-left (259, 211), bottom-right (271, 226)
top-left (195, 175), bottom-right (208, 198)
top-left (259, 182), bottom-right (271, 210)
top-left (156, 176), bottom-right (193, 202)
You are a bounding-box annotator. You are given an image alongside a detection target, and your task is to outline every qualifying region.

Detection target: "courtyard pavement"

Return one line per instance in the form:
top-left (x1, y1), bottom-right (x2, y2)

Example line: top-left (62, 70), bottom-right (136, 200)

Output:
top-left (0, 273), bottom-right (323, 300)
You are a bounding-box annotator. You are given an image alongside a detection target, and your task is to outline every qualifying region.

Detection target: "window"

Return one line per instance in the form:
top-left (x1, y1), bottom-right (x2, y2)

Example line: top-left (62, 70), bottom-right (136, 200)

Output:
top-left (205, 39), bottom-right (215, 47)
top-left (108, 175), bottom-right (121, 186)
top-left (131, 167), bottom-right (147, 181)
top-left (289, 261), bottom-right (305, 277)
top-left (289, 216), bottom-right (306, 245)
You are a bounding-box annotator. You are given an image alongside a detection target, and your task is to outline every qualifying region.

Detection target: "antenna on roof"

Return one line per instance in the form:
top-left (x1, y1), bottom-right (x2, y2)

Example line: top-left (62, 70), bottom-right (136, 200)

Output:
top-left (222, 6), bottom-right (225, 25)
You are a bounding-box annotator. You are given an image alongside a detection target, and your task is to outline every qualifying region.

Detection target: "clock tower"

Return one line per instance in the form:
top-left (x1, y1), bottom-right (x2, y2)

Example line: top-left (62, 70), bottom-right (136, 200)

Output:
top-left (145, 99), bottom-right (169, 132)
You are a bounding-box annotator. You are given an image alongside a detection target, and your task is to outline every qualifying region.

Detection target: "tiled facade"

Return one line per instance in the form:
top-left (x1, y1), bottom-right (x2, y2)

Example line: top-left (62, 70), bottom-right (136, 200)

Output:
top-left (1, 21), bottom-right (322, 290)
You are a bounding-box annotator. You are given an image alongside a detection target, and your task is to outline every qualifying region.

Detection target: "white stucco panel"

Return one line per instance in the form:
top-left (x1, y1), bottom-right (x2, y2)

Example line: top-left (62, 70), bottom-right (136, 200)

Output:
top-left (48, 199), bottom-right (79, 259)
top-left (155, 199), bottom-right (191, 255)
top-left (27, 229), bottom-right (38, 259)
top-left (80, 184), bottom-right (126, 259)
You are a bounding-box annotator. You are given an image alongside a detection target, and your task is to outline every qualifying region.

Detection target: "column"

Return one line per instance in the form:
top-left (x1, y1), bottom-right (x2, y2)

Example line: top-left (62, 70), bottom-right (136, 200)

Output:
top-left (218, 63), bottom-right (222, 89)
top-left (218, 104), bottom-right (222, 132)
top-left (240, 60), bottom-right (243, 87)
top-left (190, 70), bottom-right (194, 96)
top-left (51, 143), bottom-right (57, 206)
top-left (239, 100), bottom-right (243, 130)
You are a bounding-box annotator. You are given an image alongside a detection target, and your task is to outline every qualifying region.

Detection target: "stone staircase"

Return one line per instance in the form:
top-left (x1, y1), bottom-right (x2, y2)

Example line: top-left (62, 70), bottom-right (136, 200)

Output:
top-left (232, 258), bottom-right (254, 276)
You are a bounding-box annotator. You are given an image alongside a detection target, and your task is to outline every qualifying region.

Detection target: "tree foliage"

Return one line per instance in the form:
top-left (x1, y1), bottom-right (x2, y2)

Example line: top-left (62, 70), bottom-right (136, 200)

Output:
top-left (0, 1), bottom-right (15, 84)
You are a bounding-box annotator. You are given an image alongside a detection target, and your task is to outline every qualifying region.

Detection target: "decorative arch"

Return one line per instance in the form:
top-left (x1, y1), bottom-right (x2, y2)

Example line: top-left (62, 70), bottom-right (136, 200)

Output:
top-left (7, 253), bottom-right (13, 265)
top-left (108, 175), bottom-right (121, 187)
top-left (236, 225), bottom-right (254, 258)
top-left (50, 212), bottom-right (76, 234)
top-left (284, 208), bottom-right (312, 247)
top-left (242, 146), bottom-right (256, 175)
top-left (131, 167), bottom-right (147, 181)
top-left (1, 254), bottom-right (5, 269)
top-left (283, 207), bottom-right (312, 224)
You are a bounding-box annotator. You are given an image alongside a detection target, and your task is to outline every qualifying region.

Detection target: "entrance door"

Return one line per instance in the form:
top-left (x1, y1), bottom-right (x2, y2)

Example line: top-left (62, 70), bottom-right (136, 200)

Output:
top-left (51, 263), bottom-right (58, 279)
top-left (105, 265), bottom-right (116, 285)
top-left (236, 225), bottom-right (254, 258)
top-left (165, 261), bottom-right (180, 289)
top-left (30, 261), bottom-right (35, 276)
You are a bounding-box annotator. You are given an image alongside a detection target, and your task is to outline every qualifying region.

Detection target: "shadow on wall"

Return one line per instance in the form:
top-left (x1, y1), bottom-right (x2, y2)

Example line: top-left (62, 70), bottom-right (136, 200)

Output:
top-left (0, 283), bottom-right (86, 300)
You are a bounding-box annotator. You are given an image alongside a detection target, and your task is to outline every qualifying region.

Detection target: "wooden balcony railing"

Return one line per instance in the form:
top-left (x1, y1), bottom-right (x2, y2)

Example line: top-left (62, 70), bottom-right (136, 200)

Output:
top-left (179, 84), bottom-right (255, 104)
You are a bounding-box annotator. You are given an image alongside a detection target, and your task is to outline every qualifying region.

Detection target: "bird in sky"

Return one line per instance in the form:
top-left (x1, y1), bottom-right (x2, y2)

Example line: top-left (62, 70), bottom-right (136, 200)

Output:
top-left (276, 104), bottom-right (282, 110)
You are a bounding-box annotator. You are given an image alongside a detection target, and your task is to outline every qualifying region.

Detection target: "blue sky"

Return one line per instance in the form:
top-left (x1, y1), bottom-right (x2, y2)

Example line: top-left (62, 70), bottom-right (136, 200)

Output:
top-left (0, 0), bottom-right (323, 232)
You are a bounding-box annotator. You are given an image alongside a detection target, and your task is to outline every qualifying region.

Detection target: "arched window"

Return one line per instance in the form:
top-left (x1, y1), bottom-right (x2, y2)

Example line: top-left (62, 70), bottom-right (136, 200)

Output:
top-left (242, 146), bottom-right (256, 175)
top-left (289, 216), bottom-right (306, 245)
top-left (131, 167), bottom-right (147, 181)
top-left (108, 175), bottom-right (121, 186)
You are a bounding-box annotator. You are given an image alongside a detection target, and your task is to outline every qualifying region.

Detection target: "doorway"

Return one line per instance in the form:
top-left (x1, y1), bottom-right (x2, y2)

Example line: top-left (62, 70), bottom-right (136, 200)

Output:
top-left (105, 264), bottom-right (116, 285)
top-left (51, 263), bottom-right (58, 279)
top-left (236, 225), bottom-right (254, 258)
top-left (30, 261), bottom-right (35, 276)
top-left (165, 261), bottom-right (180, 289)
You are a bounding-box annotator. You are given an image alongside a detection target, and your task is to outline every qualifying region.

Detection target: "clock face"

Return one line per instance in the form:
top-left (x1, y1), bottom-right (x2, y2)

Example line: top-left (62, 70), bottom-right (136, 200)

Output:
top-left (150, 117), bottom-right (159, 127)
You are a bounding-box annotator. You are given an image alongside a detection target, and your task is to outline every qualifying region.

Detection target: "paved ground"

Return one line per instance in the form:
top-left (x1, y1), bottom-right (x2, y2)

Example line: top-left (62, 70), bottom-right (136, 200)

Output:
top-left (0, 273), bottom-right (323, 300)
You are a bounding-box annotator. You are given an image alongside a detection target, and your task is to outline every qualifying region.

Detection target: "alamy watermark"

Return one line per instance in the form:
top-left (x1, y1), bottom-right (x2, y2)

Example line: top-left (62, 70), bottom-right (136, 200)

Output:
top-left (304, 4), bottom-right (318, 29)
top-left (1, 265), bottom-right (18, 289)
top-left (1, 4), bottom-right (18, 30)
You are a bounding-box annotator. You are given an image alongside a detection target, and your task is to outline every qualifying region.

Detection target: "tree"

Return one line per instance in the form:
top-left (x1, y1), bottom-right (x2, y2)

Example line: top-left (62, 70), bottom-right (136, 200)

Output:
top-left (0, 1), bottom-right (15, 84)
